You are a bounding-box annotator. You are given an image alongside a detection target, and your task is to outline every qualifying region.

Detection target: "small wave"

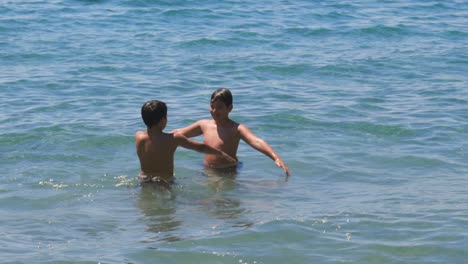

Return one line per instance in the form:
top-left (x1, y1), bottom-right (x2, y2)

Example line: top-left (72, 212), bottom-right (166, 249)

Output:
top-left (357, 24), bottom-right (411, 37)
top-left (162, 8), bottom-right (216, 17)
top-left (317, 63), bottom-right (376, 77)
top-left (76, 65), bottom-right (120, 74)
top-left (320, 121), bottom-right (414, 138)
top-left (71, 134), bottom-right (133, 149)
top-left (263, 113), bottom-right (314, 126)
top-left (358, 97), bottom-right (386, 104)
top-left (410, 2), bottom-right (455, 11)
top-left (229, 30), bottom-right (262, 38)
top-left (0, 193), bottom-right (80, 210)
top-left (284, 27), bottom-right (332, 37)
top-left (6, 152), bottom-right (96, 163)
top-left (38, 178), bottom-right (69, 189)
top-left (1, 132), bottom-right (43, 147)
top-left (350, 122), bottom-right (414, 137)
top-left (179, 38), bottom-right (233, 49)
top-left (254, 63), bottom-right (311, 76)
top-left (352, 102), bottom-right (387, 112)
top-left (446, 57), bottom-right (468, 66)
top-left (75, 0), bottom-right (109, 4)
top-left (387, 155), bottom-right (454, 167)
top-left (114, 175), bottom-right (137, 188)
top-left (0, 52), bottom-right (55, 61)
top-left (443, 30), bottom-right (468, 38)
top-left (316, 11), bottom-right (356, 20)
top-left (133, 32), bottom-right (158, 39)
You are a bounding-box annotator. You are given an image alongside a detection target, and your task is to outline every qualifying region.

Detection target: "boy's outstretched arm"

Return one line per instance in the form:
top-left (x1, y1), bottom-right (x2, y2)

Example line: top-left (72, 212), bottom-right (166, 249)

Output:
top-left (238, 124), bottom-right (290, 176)
top-left (172, 120), bottom-right (203, 138)
top-left (174, 133), bottom-right (237, 164)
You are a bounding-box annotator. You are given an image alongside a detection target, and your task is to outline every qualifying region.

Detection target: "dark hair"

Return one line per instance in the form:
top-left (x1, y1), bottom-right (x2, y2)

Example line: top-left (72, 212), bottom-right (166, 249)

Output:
top-left (141, 100), bottom-right (167, 128)
top-left (211, 88), bottom-right (233, 106)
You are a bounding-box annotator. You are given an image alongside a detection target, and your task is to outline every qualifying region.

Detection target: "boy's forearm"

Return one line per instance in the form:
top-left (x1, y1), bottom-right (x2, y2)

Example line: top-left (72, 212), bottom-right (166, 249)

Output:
top-left (205, 146), bottom-right (226, 158)
top-left (253, 138), bottom-right (279, 161)
top-left (194, 144), bottom-right (220, 156)
top-left (240, 126), bottom-right (289, 175)
top-left (172, 128), bottom-right (188, 137)
top-left (173, 122), bottom-right (202, 138)
top-left (256, 140), bottom-right (290, 176)
top-left (201, 145), bottom-right (218, 155)
top-left (202, 145), bottom-right (237, 163)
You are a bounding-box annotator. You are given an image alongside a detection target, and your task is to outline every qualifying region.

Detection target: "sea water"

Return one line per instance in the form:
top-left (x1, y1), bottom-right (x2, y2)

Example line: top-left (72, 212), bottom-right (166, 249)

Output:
top-left (1, 0), bottom-right (467, 263)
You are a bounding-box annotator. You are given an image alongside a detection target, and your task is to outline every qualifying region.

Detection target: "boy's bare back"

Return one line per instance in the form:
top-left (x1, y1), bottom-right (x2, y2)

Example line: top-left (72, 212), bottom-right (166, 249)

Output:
top-left (135, 130), bottom-right (177, 181)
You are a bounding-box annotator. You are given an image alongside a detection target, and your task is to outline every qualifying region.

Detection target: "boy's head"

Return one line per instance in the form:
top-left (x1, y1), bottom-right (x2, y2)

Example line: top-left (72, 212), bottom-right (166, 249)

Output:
top-left (141, 100), bottom-right (167, 128)
top-left (211, 88), bottom-right (233, 107)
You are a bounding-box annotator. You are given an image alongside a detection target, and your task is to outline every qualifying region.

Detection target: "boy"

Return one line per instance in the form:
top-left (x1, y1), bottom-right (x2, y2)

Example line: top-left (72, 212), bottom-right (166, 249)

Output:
top-left (135, 100), bottom-right (236, 184)
top-left (175, 88), bottom-right (290, 176)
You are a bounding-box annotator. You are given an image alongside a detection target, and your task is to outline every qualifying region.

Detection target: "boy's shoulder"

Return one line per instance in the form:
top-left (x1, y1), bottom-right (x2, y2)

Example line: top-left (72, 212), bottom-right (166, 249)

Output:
top-left (135, 130), bottom-right (149, 145)
top-left (135, 130), bottom-right (177, 145)
top-left (196, 119), bottom-right (215, 127)
top-left (198, 119), bottom-right (212, 124)
top-left (200, 119), bottom-right (240, 125)
top-left (135, 130), bottom-right (148, 139)
top-left (226, 119), bottom-right (241, 128)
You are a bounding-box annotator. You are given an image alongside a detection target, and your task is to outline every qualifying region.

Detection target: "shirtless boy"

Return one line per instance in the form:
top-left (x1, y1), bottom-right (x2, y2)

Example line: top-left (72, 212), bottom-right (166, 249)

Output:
top-left (175, 88), bottom-right (290, 176)
top-left (135, 100), bottom-right (236, 184)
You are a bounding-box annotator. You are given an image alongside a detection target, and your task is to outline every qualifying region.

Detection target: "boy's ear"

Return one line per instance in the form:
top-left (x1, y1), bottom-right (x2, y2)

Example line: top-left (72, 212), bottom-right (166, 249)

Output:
top-left (162, 116), bottom-right (168, 128)
top-left (228, 104), bottom-right (233, 112)
top-left (159, 116), bottom-right (167, 126)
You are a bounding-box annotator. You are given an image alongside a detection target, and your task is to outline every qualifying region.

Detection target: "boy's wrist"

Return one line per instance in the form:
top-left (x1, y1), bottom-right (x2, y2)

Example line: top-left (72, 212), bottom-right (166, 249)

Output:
top-left (274, 157), bottom-right (283, 165)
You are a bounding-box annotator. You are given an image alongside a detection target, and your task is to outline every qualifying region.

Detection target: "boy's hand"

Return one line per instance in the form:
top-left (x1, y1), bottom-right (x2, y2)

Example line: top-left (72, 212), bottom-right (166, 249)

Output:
top-left (275, 158), bottom-right (290, 177)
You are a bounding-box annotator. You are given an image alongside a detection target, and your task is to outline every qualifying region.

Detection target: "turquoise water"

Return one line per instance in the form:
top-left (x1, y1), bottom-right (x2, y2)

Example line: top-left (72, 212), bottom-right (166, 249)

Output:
top-left (1, 0), bottom-right (468, 263)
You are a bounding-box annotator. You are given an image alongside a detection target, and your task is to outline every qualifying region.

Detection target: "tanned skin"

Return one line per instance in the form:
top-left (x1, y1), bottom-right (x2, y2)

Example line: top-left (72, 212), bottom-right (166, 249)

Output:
top-left (136, 101), bottom-right (236, 183)
top-left (175, 90), bottom-right (290, 177)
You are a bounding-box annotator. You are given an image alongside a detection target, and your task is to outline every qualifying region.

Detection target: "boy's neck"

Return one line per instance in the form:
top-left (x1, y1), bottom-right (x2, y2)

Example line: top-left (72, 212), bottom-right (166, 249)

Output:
top-left (214, 117), bottom-right (231, 126)
top-left (147, 126), bottom-right (164, 135)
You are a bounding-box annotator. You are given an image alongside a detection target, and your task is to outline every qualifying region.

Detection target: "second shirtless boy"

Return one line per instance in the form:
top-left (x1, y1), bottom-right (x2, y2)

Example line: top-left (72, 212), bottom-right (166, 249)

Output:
top-left (175, 88), bottom-right (290, 176)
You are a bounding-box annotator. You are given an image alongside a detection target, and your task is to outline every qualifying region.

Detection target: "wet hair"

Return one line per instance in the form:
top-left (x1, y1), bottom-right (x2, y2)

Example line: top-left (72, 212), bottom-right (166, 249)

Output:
top-left (141, 100), bottom-right (167, 128)
top-left (211, 88), bottom-right (233, 107)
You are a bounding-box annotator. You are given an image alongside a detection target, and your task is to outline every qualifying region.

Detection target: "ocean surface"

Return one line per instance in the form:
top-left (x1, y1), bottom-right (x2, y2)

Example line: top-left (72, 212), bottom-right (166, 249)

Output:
top-left (1, 0), bottom-right (467, 263)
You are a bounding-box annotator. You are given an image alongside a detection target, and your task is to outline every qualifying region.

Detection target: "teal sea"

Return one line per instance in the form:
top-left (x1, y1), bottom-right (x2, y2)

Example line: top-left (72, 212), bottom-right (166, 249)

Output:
top-left (1, 0), bottom-right (467, 263)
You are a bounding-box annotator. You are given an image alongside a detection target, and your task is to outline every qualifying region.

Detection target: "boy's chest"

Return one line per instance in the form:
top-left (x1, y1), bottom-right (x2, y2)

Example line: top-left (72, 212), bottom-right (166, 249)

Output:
top-left (203, 124), bottom-right (239, 144)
